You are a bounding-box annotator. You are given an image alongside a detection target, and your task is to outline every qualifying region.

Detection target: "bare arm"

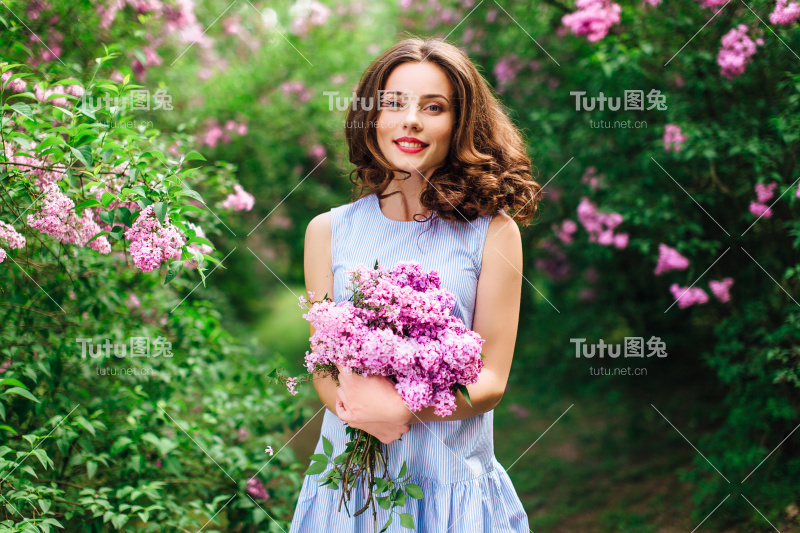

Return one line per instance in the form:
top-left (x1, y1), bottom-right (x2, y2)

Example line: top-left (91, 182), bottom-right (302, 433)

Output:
top-left (407, 212), bottom-right (523, 424)
top-left (304, 212), bottom-right (338, 414)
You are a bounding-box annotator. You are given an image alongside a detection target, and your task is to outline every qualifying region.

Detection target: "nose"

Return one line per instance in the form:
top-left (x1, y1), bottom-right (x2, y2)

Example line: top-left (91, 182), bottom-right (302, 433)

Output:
top-left (402, 99), bottom-right (422, 131)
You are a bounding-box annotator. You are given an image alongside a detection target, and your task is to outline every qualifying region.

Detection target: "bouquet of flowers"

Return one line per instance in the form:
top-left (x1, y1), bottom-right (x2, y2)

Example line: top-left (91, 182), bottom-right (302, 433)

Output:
top-left (298, 260), bottom-right (486, 532)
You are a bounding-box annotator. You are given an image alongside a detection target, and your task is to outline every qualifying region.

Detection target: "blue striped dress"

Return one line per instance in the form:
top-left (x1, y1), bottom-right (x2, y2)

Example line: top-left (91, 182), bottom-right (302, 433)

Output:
top-left (289, 193), bottom-right (529, 532)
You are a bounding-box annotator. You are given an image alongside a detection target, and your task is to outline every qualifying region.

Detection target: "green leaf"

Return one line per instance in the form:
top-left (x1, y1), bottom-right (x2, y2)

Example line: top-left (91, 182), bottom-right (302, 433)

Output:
top-left (86, 460), bottom-right (98, 479)
top-left (457, 384), bottom-right (472, 407)
top-left (76, 416), bottom-right (96, 436)
top-left (10, 103), bottom-right (32, 120)
top-left (74, 198), bottom-right (103, 210)
top-left (153, 202), bottom-right (168, 225)
top-left (379, 514), bottom-right (393, 533)
top-left (164, 261), bottom-right (183, 285)
top-left (304, 461), bottom-right (326, 476)
top-left (398, 462), bottom-right (407, 478)
top-left (3, 387), bottom-right (40, 403)
top-left (111, 514), bottom-right (128, 529)
top-left (86, 231), bottom-right (110, 245)
top-left (393, 491), bottom-right (407, 507)
top-left (111, 437), bottom-right (133, 455)
top-left (69, 145), bottom-right (93, 168)
top-left (322, 436), bottom-right (333, 457)
top-left (399, 512), bottom-right (415, 529)
top-left (374, 478), bottom-right (390, 493)
top-left (0, 378), bottom-right (26, 388)
top-left (309, 453), bottom-right (328, 463)
top-left (32, 448), bottom-right (52, 469)
top-left (376, 494), bottom-right (392, 510)
top-left (101, 191), bottom-right (116, 208)
top-left (183, 151), bottom-right (206, 162)
top-left (39, 498), bottom-right (51, 514)
top-left (405, 483), bottom-right (423, 499)
top-left (176, 188), bottom-right (204, 203)
top-left (98, 209), bottom-right (115, 225)
top-left (185, 236), bottom-right (214, 248)
top-left (36, 136), bottom-right (66, 150)
top-left (116, 206), bottom-right (132, 227)
top-left (333, 451), bottom-right (348, 464)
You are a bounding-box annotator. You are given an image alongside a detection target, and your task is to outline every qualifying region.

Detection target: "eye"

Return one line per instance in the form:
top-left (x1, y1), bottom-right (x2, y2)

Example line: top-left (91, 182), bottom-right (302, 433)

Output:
top-left (426, 103), bottom-right (443, 112)
top-left (382, 99), bottom-right (402, 109)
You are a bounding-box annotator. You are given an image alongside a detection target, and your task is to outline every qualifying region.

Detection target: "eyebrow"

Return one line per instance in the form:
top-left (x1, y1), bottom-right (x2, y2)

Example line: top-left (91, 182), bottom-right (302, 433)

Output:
top-left (383, 90), bottom-right (450, 103)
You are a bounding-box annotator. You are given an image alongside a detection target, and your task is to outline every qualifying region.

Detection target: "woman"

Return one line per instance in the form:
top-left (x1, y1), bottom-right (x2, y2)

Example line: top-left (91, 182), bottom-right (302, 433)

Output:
top-left (292, 37), bottom-right (541, 532)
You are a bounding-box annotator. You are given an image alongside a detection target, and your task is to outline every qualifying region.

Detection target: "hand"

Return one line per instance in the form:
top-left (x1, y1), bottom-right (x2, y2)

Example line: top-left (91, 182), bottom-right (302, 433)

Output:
top-left (336, 397), bottom-right (411, 444)
top-left (334, 366), bottom-right (413, 426)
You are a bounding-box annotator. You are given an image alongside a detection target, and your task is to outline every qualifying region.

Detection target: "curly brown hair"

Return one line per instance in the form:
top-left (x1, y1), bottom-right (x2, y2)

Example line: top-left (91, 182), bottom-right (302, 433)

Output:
top-left (344, 36), bottom-right (541, 227)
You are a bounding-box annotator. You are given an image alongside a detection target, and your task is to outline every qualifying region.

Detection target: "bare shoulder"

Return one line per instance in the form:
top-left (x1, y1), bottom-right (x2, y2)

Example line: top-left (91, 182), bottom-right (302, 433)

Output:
top-left (481, 210), bottom-right (523, 273)
top-left (486, 211), bottom-right (521, 248)
top-left (305, 211), bottom-right (332, 246)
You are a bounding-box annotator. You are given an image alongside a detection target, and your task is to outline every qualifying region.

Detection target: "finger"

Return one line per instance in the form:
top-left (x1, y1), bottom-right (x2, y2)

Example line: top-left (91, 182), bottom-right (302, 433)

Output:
top-left (336, 386), bottom-right (348, 405)
top-left (335, 398), bottom-right (350, 422)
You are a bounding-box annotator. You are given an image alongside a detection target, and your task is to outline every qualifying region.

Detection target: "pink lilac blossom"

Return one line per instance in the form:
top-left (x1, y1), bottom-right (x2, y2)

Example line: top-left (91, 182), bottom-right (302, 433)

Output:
top-left (124, 205), bottom-right (186, 273)
top-left (0, 360), bottom-right (11, 373)
top-left (494, 55), bottom-right (522, 84)
top-left (708, 277), bottom-right (734, 303)
top-left (281, 81), bottom-right (312, 102)
top-left (0, 220), bottom-right (26, 263)
top-left (696, 0), bottom-right (728, 8)
top-left (265, 445), bottom-right (273, 455)
top-left (576, 197), bottom-right (628, 248)
top-left (289, 0), bottom-right (332, 37)
top-left (302, 261), bottom-right (485, 417)
top-left (3, 139), bottom-right (72, 188)
top-left (535, 238), bottom-right (571, 281)
top-left (28, 30), bottom-right (63, 66)
top-left (308, 144), bottom-right (326, 164)
top-left (1, 71), bottom-right (27, 94)
top-left (797, 182), bottom-right (800, 198)
top-left (561, 0), bottom-right (622, 42)
top-left (654, 243), bottom-right (689, 275)
top-left (127, 293), bottom-right (141, 308)
top-left (246, 478), bottom-right (269, 501)
top-left (221, 184), bottom-right (255, 211)
top-left (285, 377), bottom-right (299, 396)
top-left (578, 287), bottom-right (596, 302)
top-left (27, 0), bottom-right (50, 19)
top-left (581, 166), bottom-right (602, 190)
top-left (553, 219), bottom-right (578, 244)
top-left (769, 0), bottom-right (800, 24)
top-left (200, 119), bottom-right (247, 148)
top-left (669, 284), bottom-right (709, 308)
top-left (717, 25), bottom-right (764, 80)
top-left (664, 124), bottom-right (687, 152)
top-left (749, 202), bottom-right (773, 218)
top-left (508, 403), bottom-right (530, 418)
top-left (131, 46), bottom-right (163, 82)
top-left (26, 184), bottom-right (111, 254)
top-left (754, 182), bottom-right (777, 203)
top-left (643, 0), bottom-right (662, 5)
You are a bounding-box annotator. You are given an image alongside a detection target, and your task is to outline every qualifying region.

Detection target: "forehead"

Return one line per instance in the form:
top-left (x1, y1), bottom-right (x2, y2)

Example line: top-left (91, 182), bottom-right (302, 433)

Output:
top-left (383, 62), bottom-right (452, 99)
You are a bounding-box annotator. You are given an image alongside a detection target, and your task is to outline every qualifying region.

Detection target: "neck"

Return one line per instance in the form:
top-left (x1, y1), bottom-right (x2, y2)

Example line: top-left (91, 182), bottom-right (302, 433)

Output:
top-left (380, 170), bottom-right (432, 220)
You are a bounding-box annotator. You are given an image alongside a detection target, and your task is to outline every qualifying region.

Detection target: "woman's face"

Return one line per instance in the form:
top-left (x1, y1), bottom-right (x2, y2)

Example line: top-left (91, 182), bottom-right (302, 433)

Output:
top-left (375, 61), bottom-right (454, 178)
